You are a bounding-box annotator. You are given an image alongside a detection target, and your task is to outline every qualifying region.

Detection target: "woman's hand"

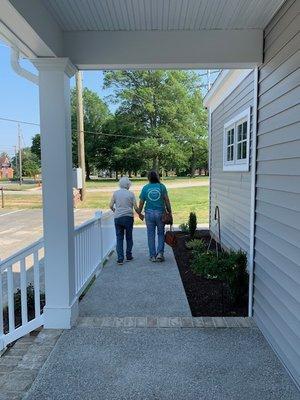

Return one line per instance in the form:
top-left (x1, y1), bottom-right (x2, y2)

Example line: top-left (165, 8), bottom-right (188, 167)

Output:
top-left (138, 213), bottom-right (145, 221)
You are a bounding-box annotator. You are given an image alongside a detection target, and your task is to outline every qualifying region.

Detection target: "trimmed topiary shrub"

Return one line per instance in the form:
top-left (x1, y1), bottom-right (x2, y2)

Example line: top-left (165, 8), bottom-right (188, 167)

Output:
top-left (188, 212), bottom-right (197, 238)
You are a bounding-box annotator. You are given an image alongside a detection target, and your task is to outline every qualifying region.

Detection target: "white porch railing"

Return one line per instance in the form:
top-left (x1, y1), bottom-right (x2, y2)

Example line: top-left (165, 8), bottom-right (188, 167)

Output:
top-left (74, 211), bottom-right (115, 296)
top-left (0, 210), bottom-right (115, 350)
top-left (0, 239), bottom-right (44, 351)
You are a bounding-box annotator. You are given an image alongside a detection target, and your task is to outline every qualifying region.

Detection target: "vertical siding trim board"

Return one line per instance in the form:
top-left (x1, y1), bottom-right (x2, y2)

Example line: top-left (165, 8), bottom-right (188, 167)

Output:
top-left (208, 110), bottom-right (212, 231)
top-left (248, 67), bottom-right (259, 317)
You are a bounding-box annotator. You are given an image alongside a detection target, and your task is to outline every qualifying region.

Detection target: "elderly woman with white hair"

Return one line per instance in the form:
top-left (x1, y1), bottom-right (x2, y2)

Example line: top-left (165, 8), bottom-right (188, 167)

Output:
top-left (109, 177), bottom-right (143, 265)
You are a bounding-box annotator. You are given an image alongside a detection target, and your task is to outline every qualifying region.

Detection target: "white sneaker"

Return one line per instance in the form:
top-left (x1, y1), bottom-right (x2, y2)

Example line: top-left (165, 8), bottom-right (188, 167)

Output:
top-left (156, 253), bottom-right (165, 262)
top-left (149, 256), bottom-right (156, 262)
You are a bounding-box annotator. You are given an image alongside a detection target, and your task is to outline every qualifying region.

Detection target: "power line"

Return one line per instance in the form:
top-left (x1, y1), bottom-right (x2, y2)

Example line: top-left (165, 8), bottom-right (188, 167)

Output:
top-left (0, 117), bottom-right (39, 126)
top-left (82, 130), bottom-right (151, 141)
top-left (0, 115), bottom-right (148, 140)
top-left (0, 117), bottom-right (207, 143)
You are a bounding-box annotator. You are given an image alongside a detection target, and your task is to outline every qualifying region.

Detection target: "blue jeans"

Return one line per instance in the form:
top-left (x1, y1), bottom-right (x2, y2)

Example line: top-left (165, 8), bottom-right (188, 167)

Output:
top-left (114, 216), bottom-right (134, 262)
top-left (145, 210), bottom-right (165, 258)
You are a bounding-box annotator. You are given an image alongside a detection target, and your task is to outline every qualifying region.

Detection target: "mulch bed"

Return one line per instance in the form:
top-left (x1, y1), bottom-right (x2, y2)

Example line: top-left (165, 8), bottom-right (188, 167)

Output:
top-left (3, 287), bottom-right (45, 334)
top-left (172, 230), bottom-right (248, 317)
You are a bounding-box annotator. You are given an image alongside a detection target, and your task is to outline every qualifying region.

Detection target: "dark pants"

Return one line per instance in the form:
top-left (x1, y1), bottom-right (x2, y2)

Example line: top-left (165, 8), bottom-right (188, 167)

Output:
top-left (114, 216), bottom-right (134, 262)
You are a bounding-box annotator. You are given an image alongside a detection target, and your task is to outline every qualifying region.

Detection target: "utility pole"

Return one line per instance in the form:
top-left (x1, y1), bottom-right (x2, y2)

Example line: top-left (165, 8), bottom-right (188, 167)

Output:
top-left (76, 70), bottom-right (86, 200)
top-left (18, 123), bottom-right (22, 185)
top-left (207, 69), bottom-right (211, 91)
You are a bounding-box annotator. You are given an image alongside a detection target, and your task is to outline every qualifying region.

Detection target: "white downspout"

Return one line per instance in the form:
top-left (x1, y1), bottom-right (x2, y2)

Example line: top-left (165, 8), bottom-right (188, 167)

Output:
top-left (248, 67), bottom-right (259, 317)
top-left (208, 108), bottom-right (212, 232)
top-left (10, 47), bottom-right (38, 85)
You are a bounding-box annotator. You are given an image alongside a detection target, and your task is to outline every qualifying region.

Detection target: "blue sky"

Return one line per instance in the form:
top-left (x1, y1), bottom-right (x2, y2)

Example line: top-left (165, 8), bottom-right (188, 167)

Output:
top-left (0, 42), bottom-right (111, 157)
top-left (0, 40), bottom-right (215, 158)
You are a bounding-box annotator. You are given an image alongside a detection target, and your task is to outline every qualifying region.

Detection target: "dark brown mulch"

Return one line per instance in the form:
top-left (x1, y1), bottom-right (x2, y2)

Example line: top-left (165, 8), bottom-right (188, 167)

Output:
top-left (172, 230), bottom-right (248, 317)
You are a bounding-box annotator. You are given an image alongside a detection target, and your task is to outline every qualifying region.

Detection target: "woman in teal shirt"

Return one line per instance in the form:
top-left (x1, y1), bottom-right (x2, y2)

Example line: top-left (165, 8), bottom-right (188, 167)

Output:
top-left (138, 171), bottom-right (172, 262)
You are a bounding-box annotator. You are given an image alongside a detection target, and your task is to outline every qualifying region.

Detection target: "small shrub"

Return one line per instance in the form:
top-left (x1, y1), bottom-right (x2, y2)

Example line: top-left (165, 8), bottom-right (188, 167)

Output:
top-left (186, 239), bottom-right (206, 254)
top-left (191, 251), bottom-right (219, 279)
top-left (188, 212), bottom-right (197, 238)
top-left (191, 248), bottom-right (248, 304)
top-left (218, 251), bottom-right (248, 303)
top-left (179, 223), bottom-right (189, 233)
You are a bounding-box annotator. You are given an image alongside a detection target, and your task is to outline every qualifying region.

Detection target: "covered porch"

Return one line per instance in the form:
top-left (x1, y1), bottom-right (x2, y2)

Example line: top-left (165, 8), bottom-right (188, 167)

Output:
top-left (0, 0), bottom-right (275, 333)
top-left (2, 228), bottom-right (299, 399)
top-left (0, 0), bottom-right (299, 397)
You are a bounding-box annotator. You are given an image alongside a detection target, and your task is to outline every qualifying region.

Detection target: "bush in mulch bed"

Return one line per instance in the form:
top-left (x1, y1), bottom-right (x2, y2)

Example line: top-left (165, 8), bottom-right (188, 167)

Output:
top-left (179, 212), bottom-right (197, 239)
top-left (2, 284), bottom-right (45, 334)
top-left (188, 241), bottom-right (248, 305)
top-left (172, 225), bottom-right (248, 317)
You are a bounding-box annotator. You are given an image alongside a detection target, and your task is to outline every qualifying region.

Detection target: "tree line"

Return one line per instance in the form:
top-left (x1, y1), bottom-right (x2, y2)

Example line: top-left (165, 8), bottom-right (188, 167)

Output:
top-left (10, 70), bottom-right (209, 180)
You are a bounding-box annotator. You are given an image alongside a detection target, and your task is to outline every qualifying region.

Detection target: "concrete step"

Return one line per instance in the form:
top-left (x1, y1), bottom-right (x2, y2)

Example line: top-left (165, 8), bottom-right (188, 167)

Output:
top-left (77, 316), bottom-right (257, 329)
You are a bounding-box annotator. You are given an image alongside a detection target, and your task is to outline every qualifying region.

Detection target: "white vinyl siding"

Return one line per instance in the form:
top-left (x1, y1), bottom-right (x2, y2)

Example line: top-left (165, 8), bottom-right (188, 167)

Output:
top-left (254, 0), bottom-right (300, 387)
top-left (210, 71), bottom-right (254, 255)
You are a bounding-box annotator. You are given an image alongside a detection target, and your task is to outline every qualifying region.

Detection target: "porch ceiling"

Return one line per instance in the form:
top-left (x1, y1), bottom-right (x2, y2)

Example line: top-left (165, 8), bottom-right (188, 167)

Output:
top-left (42, 0), bottom-right (284, 32)
top-left (1, 0), bottom-right (285, 69)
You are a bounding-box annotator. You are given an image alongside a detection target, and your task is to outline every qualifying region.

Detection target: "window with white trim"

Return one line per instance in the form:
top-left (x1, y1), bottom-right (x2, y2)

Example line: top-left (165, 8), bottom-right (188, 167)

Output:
top-left (223, 108), bottom-right (250, 171)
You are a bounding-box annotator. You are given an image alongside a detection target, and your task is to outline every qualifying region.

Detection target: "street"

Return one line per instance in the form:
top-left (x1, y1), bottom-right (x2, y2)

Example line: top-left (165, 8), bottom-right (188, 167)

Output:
top-left (3, 179), bottom-right (209, 196)
top-left (0, 208), bottom-right (97, 260)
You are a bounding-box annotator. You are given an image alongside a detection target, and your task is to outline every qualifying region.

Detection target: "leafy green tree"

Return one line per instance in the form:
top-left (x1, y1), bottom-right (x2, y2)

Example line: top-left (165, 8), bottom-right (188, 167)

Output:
top-left (12, 148), bottom-right (40, 178)
top-left (31, 133), bottom-right (41, 162)
top-left (103, 70), bottom-right (208, 174)
top-left (71, 88), bottom-right (110, 179)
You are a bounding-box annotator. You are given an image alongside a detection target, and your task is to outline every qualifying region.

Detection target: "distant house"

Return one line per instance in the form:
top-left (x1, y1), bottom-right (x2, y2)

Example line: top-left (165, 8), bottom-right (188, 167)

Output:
top-left (0, 154), bottom-right (14, 179)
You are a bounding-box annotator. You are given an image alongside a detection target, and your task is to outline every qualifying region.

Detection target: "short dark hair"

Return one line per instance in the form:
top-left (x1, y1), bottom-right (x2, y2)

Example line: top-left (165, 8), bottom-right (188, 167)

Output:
top-left (148, 170), bottom-right (160, 183)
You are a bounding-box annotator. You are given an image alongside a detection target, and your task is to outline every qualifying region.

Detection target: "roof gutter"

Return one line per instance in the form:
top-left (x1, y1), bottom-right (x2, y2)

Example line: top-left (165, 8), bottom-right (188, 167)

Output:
top-left (203, 69), bottom-right (253, 112)
top-left (10, 47), bottom-right (38, 85)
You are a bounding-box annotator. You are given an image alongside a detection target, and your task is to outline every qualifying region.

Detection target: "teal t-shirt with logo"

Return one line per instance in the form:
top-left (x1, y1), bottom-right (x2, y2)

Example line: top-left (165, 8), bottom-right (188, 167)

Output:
top-left (140, 183), bottom-right (167, 211)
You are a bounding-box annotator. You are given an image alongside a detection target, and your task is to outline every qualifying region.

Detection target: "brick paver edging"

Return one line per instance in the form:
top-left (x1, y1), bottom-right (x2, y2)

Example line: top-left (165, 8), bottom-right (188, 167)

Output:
top-left (0, 329), bottom-right (62, 400)
top-left (77, 316), bottom-right (256, 329)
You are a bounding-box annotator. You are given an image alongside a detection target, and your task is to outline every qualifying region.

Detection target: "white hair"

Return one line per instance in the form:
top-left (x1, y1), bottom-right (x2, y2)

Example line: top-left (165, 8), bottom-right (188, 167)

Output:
top-left (119, 176), bottom-right (131, 189)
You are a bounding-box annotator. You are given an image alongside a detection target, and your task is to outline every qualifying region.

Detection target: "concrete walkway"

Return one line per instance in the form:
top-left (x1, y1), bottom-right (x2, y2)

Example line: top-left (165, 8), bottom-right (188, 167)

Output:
top-left (79, 228), bottom-right (191, 317)
top-left (24, 229), bottom-right (299, 400)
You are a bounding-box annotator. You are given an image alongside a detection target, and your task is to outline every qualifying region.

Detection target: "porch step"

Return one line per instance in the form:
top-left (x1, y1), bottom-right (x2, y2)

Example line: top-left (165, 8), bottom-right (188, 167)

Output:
top-left (0, 329), bottom-right (62, 399)
top-left (77, 316), bottom-right (257, 329)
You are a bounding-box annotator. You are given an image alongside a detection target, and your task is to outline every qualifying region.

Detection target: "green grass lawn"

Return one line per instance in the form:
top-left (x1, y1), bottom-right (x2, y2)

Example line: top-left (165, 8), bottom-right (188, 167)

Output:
top-left (166, 186), bottom-right (209, 224)
top-left (78, 185), bottom-right (209, 225)
top-left (86, 176), bottom-right (208, 189)
top-left (4, 194), bottom-right (42, 208)
top-left (4, 185), bottom-right (209, 225)
top-left (0, 182), bottom-right (39, 191)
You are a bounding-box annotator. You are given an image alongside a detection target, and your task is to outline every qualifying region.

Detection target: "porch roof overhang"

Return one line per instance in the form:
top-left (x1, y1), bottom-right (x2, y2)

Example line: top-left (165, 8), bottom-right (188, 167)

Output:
top-left (0, 0), bottom-right (285, 69)
top-left (203, 69), bottom-right (253, 111)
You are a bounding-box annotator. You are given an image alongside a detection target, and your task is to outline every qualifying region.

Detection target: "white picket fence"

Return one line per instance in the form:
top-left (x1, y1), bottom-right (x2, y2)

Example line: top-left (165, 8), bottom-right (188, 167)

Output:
top-left (0, 211), bottom-right (115, 350)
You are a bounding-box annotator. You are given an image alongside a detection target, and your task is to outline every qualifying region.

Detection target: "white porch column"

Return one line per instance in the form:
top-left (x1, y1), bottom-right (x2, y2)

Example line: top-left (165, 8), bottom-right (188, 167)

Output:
top-left (32, 58), bottom-right (78, 329)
